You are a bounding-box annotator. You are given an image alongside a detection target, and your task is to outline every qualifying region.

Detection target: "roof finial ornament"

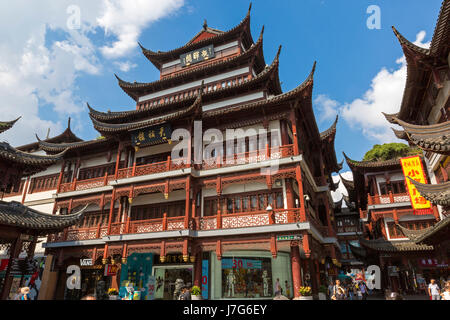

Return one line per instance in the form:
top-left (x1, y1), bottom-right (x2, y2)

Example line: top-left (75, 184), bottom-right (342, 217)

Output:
top-left (67, 117), bottom-right (71, 129)
top-left (203, 19), bottom-right (208, 30)
top-left (46, 128), bottom-right (50, 140)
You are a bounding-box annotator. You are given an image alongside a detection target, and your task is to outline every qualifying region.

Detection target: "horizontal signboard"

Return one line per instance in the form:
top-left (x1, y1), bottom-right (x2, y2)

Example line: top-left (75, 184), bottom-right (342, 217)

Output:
top-left (180, 44), bottom-right (215, 67)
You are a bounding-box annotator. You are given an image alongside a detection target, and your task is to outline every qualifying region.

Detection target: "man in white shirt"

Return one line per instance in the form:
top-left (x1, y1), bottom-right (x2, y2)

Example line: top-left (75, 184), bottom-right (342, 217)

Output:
top-left (428, 279), bottom-right (441, 300)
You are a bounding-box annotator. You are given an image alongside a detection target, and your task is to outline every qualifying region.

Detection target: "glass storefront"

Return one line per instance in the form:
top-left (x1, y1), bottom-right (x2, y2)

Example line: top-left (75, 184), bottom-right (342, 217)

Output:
top-left (221, 257), bottom-right (272, 298)
top-left (119, 253), bottom-right (153, 300)
top-left (153, 266), bottom-right (193, 300)
top-left (211, 251), bottom-right (292, 299)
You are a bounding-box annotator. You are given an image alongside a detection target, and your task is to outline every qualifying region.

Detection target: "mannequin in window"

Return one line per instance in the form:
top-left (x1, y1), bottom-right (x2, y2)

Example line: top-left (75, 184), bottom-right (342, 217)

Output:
top-left (262, 270), bottom-right (269, 296)
top-left (227, 269), bottom-right (236, 297)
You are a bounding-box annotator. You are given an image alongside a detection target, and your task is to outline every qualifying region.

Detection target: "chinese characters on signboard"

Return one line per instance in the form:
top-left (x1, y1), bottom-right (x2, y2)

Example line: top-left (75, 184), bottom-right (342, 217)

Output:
top-left (131, 124), bottom-right (172, 150)
top-left (400, 156), bottom-right (431, 210)
top-left (180, 45), bottom-right (215, 67)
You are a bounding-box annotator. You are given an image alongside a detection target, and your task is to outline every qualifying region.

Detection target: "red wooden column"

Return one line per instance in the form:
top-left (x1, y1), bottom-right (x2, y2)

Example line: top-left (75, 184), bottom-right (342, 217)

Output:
top-left (103, 189), bottom-right (117, 263)
top-left (295, 164), bottom-right (306, 222)
top-left (289, 109), bottom-right (299, 155)
top-left (290, 242), bottom-right (303, 298)
top-left (114, 142), bottom-right (123, 179)
top-left (21, 177), bottom-right (30, 204)
top-left (193, 247), bottom-right (202, 287)
top-left (56, 160), bottom-right (66, 193)
top-left (0, 236), bottom-right (23, 300)
top-left (184, 176), bottom-right (191, 229)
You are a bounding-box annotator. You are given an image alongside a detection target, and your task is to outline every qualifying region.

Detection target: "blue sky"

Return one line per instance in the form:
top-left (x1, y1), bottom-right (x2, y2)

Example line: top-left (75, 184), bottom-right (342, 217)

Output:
top-left (0, 0), bottom-right (442, 175)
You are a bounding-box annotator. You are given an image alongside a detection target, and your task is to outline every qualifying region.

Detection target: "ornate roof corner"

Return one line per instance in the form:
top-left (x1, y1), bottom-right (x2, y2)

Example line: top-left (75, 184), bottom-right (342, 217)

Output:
top-left (320, 115), bottom-right (338, 140)
top-left (392, 128), bottom-right (408, 140)
top-left (0, 201), bottom-right (87, 235)
top-left (382, 112), bottom-right (400, 124)
top-left (407, 177), bottom-right (450, 206)
top-left (391, 26), bottom-right (431, 57)
top-left (0, 117), bottom-right (21, 134)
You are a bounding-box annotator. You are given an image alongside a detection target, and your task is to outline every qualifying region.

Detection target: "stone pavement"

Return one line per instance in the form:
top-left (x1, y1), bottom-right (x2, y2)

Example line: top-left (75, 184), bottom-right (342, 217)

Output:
top-left (367, 294), bottom-right (430, 300)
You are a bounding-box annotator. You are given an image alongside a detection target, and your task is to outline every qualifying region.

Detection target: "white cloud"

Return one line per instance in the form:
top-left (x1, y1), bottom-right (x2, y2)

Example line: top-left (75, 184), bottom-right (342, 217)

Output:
top-left (114, 61), bottom-right (138, 72)
top-left (314, 94), bottom-right (339, 122)
top-left (97, 0), bottom-right (184, 59)
top-left (0, 0), bottom-right (185, 146)
top-left (315, 31), bottom-right (431, 143)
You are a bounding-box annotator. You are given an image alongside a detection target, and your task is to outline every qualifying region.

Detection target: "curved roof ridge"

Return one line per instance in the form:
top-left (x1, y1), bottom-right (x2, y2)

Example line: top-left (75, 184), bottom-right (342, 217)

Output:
top-left (118, 29), bottom-right (264, 100)
top-left (430, 0), bottom-right (450, 56)
top-left (343, 151), bottom-right (405, 169)
top-left (382, 112), bottom-right (400, 124)
top-left (0, 117), bottom-right (21, 134)
top-left (391, 26), bottom-right (431, 57)
top-left (407, 177), bottom-right (450, 206)
top-left (90, 87), bottom-right (204, 134)
top-left (204, 61), bottom-right (316, 118)
top-left (320, 115), bottom-right (338, 140)
top-left (139, 3), bottom-right (253, 69)
top-left (91, 50), bottom-right (281, 123)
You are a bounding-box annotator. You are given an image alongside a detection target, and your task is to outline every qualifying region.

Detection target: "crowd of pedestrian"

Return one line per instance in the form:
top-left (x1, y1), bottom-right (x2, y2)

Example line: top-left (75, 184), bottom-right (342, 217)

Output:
top-left (327, 279), bottom-right (370, 300)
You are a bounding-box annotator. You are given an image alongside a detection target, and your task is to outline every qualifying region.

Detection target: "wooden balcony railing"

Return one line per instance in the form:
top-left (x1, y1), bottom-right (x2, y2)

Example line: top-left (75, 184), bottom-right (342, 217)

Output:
top-left (50, 225), bottom-right (108, 242)
top-left (58, 174), bottom-right (114, 193)
top-left (337, 226), bottom-right (360, 234)
top-left (367, 192), bottom-right (410, 205)
top-left (198, 208), bottom-right (304, 231)
top-left (116, 157), bottom-right (189, 180)
top-left (202, 144), bottom-right (294, 170)
top-left (49, 206), bottom-right (332, 242)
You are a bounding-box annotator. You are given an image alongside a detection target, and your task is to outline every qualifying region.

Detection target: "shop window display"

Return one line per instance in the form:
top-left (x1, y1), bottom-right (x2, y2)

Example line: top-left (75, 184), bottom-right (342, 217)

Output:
top-left (221, 257), bottom-right (272, 298)
top-left (119, 253), bottom-right (153, 300)
top-left (153, 267), bottom-right (193, 300)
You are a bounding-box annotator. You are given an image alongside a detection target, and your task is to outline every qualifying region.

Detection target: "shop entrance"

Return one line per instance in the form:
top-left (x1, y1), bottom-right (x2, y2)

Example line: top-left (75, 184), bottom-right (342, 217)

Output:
top-left (153, 265), bottom-right (193, 300)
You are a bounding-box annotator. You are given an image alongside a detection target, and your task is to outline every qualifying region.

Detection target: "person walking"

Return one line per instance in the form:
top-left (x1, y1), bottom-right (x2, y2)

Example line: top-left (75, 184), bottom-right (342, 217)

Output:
top-left (332, 280), bottom-right (346, 300)
top-left (274, 278), bottom-right (282, 296)
top-left (440, 282), bottom-right (450, 301)
top-left (359, 281), bottom-right (368, 300)
top-left (428, 279), bottom-right (441, 300)
top-left (327, 281), bottom-right (334, 300)
top-left (347, 282), bottom-right (353, 300)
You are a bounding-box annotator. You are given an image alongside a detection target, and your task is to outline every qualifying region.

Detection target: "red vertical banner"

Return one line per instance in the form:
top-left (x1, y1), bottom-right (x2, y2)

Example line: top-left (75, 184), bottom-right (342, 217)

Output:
top-left (400, 156), bottom-right (431, 211)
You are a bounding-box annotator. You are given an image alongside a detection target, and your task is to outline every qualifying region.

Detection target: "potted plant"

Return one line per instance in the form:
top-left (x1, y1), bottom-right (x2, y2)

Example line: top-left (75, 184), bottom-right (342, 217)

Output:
top-left (294, 286), bottom-right (313, 300)
top-left (107, 288), bottom-right (119, 300)
top-left (318, 285), bottom-right (327, 300)
top-left (191, 285), bottom-right (202, 300)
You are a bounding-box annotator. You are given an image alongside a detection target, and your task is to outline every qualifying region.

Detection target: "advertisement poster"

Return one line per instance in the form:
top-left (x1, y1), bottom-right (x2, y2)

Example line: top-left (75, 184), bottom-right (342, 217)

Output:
top-left (147, 276), bottom-right (156, 300)
top-left (201, 260), bottom-right (209, 300)
top-left (400, 156), bottom-right (431, 210)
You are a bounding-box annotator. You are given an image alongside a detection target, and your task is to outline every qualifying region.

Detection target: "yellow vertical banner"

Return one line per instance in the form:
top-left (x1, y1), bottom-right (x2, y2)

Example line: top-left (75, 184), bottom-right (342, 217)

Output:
top-left (400, 156), bottom-right (431, 210)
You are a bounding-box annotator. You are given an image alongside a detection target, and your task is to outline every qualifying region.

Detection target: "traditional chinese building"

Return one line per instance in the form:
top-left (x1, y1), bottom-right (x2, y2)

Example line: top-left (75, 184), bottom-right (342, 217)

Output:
top-left (333, 192), bottom-right (364, 270)
top-left (383, 0), bottom-right (449, 218)
top-left (342, 152), bottom-right (445, 293)
top-left (5, 4), bottom-right (343, 300)
top-left (345, 0), bottom-right (450, 294)
top-left (0, 119), bottom-right (85, 300)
